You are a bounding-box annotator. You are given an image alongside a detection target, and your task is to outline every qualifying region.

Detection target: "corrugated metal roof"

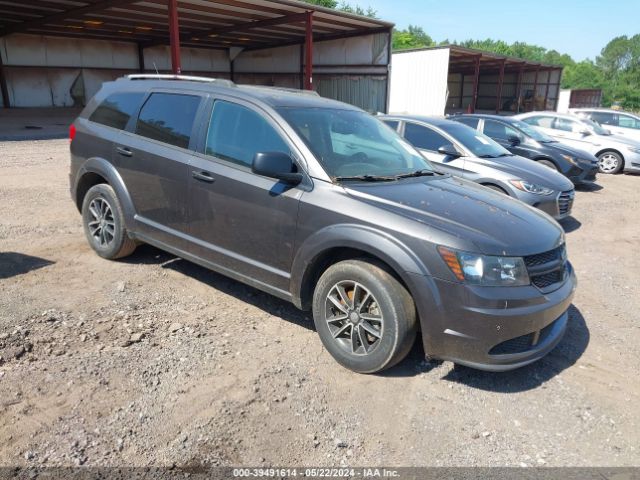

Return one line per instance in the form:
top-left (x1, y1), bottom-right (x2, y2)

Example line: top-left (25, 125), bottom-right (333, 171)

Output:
top-left (0, 0), bottom-right (392, 50)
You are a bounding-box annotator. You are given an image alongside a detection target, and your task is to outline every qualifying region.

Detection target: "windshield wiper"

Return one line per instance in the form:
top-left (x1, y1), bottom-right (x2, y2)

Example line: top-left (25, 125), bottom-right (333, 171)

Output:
top-left (478, 154), bottom-right (498, 158)
top-left (497, 153), bottom-right (514, 157)
top-left (395, 169), bottom-right (436, 179)
top-left (334, 174), bottom-right (397, 182)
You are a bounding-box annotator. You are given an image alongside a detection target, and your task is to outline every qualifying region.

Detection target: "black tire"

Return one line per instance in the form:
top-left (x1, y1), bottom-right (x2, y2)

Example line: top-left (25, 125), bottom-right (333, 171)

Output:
top-left (597, 151), bottom-right (624, 174)
top-left (537, 159), bottom-right (558, 171)
top-left (81, 184), bottom-right (136, 260)
top-left (312, 259), bottom-right (417, 374)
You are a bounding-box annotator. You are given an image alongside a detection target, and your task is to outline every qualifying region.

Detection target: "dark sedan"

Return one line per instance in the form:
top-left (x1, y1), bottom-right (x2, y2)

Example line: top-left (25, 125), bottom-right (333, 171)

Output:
top-left (451, 114), bottom-right (599, 185)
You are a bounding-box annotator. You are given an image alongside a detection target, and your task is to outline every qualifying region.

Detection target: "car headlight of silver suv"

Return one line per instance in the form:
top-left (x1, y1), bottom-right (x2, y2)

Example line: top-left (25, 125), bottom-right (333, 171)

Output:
top-left (438, 246), bottom-right (530, 286)
top-left (509, 180), bottom-right (554, 195)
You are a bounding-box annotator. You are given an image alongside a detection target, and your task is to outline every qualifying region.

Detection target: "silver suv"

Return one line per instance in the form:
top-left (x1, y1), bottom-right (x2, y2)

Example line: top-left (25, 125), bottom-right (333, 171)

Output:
top-left (516, 111), bottom-right (640, 174)
top-left (572, 108), bottom-right (640, 143)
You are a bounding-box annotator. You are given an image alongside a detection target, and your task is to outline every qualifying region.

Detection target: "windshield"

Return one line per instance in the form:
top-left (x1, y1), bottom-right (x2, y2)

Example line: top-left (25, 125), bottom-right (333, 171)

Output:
top-left (439, 122), bottom-right (512, 158)
top-left (277, 108), bottom-right (433, 179)
top-left (510, 119), bottom-right (555, 143)
top-left (581, 118), bottom-right (611, 135)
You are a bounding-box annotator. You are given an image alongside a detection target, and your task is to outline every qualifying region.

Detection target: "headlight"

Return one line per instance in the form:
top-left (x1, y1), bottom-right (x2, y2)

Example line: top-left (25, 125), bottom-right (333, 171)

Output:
top-left (627, 146), bottom-right (640, 154)
top-left (509, 180), bottom-right (554, 195)
top-left (438, 246), bottom-right (530, 286)
top-left (560, 154), bottom-right (577, 165)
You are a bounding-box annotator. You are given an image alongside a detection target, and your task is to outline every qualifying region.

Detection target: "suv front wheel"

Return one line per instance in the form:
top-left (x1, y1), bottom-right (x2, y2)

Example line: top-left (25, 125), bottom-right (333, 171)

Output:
top-left (81, 184), bottom-right (137, 260)
top-left (312, 259), bottom-right (417, 373)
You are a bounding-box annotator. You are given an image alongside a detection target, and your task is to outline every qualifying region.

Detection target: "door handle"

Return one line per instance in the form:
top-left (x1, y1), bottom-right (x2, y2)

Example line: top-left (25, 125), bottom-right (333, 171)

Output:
top-left (192, 170), bottom-right (215, 183)
top-left (116, 146), bottom-right (133, 157)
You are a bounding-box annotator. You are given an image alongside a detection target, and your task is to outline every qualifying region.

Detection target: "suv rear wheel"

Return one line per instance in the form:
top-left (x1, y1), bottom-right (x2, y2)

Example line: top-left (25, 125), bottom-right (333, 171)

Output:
top-left (312, 259), bottom-right (416, 373)
top-left (82, 184), bottom-right (136, 259)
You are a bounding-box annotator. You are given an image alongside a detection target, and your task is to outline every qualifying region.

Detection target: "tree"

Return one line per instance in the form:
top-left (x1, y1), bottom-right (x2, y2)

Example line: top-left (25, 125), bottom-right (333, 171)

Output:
top-left (392, 25), bottom-right (434, 50)
top-left (301, 0), bottom-right (377, 18)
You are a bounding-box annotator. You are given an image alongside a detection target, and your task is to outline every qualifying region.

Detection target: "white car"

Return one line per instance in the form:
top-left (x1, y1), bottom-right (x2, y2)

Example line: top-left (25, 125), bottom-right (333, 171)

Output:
top-left (571, 108), bottom-right (640, 143)
top-left (515, 111), bottom-right (640, 174)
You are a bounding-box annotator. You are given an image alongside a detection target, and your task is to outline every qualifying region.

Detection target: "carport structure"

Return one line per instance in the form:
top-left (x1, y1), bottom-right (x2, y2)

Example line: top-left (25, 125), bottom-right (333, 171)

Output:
top-left (0, 0), bottom-right (393, 112)
top-left (390, 45), bottom-right (564, 117)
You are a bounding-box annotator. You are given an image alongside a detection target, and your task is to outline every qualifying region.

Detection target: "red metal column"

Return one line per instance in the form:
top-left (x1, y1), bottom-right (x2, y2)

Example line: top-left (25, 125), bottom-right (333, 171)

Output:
top-left (495, 59), bottom-right (505, 114)
top-left (470, 55), bottom-right (480, 113)
top-left (168, 0), bottom-right (181, 74)
top-left (458, 73), bottom-right (464, 110)
top-left (304, 11), bottom-right (313, 90)
top-left (515, 65), bottom-right (524, 113)
top-left (532, 66), bottom-right (540, 111)
top-left (543, 68), bottom-right (551, 110)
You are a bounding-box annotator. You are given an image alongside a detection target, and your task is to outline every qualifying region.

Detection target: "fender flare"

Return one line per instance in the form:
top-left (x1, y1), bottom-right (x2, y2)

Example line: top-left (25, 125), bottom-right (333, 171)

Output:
top-left (290, 224), bottom-right (436, 310)
top-left (74, 157), bottom-right (137, 231)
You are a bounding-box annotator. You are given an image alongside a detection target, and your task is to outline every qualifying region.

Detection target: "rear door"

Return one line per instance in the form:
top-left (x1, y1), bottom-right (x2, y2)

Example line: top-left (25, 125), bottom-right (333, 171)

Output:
top-left (552, 117), bottom-right (597, 152)
top-left (116, 91), bottom-right (204, 247)
top-left (481, 119), bottom-right (530, 158)
top-left (402, 122), bottom-right (466, 177)
top-left (186, 97), bottom-right (304, 294)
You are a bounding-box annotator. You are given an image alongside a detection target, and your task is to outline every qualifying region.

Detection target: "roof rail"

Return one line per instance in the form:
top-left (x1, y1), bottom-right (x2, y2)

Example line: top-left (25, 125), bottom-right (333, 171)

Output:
top-left (240, 84), bottom-right (320, 97)
top-left (124, 74), bottom-right (235, 87)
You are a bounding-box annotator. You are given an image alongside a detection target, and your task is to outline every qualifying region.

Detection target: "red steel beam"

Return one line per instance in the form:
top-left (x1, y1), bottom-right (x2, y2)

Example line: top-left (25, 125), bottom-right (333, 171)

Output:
top-left (495, 59), bottom-right (505, 114)
top-left (544, 68), bottom-right (551, 110)
top-left (532, 66), bottom-right (540, 111)
top-left (470, 55), bottom-right (480, 113)
top-left (515, 65), bottom-right (524, 113)
top-left (304, 10), bottom-right (313, 90)
top-left (168, 0), bottom-right (181, 74)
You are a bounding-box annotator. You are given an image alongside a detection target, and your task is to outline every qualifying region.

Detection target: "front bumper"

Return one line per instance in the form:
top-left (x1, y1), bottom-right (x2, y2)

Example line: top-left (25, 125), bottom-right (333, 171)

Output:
top-left (567, 163), bottom-right (598, 184)
top-left (519, 190), bottom-right (574, 220)
top-left (408, 264), bottom-right (577, 371)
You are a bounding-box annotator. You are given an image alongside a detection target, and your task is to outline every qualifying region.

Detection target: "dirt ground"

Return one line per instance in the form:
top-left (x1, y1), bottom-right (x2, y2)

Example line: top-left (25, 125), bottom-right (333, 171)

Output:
top-left (1, 139), bottom-right (639, 468)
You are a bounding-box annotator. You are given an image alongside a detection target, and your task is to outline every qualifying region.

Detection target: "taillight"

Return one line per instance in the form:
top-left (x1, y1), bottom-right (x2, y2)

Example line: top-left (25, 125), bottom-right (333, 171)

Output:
top-left (69, 124), bottom-right (76, 142)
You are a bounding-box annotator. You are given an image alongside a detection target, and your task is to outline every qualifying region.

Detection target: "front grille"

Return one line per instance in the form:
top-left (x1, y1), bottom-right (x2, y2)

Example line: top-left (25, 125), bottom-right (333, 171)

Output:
top-left (532, 270), bottom-right (565, 288)
top-left (557, 190), bottom-right (575, 216)
top-left (489, 318), bottom-right (559, 355)
top-left (524, 245), bottom-right (567, 291)
top-left (524, 245), bottom-right (564, 267)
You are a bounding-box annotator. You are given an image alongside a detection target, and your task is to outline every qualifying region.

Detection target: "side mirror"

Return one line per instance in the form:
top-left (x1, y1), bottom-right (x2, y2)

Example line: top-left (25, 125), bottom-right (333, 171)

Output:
top-left (252, 152), bottom-right (303, 185)
top-left (580, 129), bottom-right (591, 136)
top-left (437, 144), bottom-right (461, 157)
top-left (507, 135), bottom-right (521, 145)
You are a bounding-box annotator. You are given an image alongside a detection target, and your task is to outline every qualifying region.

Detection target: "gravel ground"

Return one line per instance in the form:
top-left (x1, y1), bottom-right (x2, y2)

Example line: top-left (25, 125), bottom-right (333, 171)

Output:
top-left (0, 139), bottom-right (639, 468)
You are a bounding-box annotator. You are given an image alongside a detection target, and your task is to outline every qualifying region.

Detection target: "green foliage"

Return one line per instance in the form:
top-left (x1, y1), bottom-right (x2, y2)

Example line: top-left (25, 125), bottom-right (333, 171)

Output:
top-left (392, 25), bottom-right (434, 50)
top-left (300, 0), bottom-right (377, 17)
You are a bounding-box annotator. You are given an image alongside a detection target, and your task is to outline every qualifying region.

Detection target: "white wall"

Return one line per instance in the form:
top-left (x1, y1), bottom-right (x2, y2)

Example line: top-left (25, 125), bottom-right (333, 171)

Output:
top-left (557, 89), bottom-right (571, 113)
top-left (389, 48), bottom-right (450, 116)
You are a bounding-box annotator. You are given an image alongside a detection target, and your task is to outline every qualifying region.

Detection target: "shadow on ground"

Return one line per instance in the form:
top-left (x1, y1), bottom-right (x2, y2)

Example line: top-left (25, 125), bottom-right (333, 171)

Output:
top-left (575, 182), bottom-right (603, 193)
top-left (123, 244), bottom-right (314, 332)
top-left (560, 216), bottom-right (582, 233)
top-left (0, 252), bottom-right (54, 279)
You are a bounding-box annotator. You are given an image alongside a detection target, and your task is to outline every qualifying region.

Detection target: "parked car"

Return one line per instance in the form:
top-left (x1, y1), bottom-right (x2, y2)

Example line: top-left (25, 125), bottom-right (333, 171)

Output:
top-left (70, 74), bottom-right (576, 374)
top-left (450, 114), bottom-right (599, 185)
top-left (515, 111), bottom-right (640, 174)
top-left (571, 108), bottom-right (640, 143)
top-left (381, 115), bottom-right (575, 220)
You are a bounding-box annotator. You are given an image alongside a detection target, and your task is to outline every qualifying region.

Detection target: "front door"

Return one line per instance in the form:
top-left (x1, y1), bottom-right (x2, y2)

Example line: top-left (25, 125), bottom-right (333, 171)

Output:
top-left (187, 98), bottom-right (303, 294)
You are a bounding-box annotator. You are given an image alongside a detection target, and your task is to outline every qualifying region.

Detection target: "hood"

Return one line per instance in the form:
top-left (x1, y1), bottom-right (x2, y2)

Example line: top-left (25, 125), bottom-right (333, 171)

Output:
top-left (343, 175), bottom-right (565, 257)
top-left (604, 133), bottom-right (640, 148)
top-left (471, 155), bottom-right (574, 191)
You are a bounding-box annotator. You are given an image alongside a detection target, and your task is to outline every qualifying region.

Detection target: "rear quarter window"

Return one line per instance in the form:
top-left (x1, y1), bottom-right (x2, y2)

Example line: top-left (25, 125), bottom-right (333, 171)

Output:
top-left (89, 92), bottom-right (145, 130)
top-left (135, 93), bottom-right (201, 149)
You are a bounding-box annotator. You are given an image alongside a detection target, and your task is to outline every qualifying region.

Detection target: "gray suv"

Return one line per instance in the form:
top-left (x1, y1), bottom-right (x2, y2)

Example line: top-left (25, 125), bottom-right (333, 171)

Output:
top-left (70, 75), bottom-right (576, 374)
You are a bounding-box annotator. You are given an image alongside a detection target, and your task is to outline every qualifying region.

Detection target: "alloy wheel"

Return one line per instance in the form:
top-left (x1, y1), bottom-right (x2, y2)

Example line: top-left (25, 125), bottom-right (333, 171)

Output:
top-left (599, 153), bottom-right (619, 173)
top-left (324, 281), bottom-right (384, 356)
top-left (87, 197), bottom-right (116, 247)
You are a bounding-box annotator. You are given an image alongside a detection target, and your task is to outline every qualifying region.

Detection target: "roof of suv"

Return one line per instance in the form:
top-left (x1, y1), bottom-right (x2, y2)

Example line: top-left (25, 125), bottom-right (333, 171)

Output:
top-left (108, 75), bottom-right (361, 111)
top-left (451, 113), bottom-right (522, 124)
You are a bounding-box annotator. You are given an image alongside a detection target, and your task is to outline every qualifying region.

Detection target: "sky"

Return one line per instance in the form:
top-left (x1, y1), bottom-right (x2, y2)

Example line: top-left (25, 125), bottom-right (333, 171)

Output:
top-left (361, 0), bottom-right (640, 61)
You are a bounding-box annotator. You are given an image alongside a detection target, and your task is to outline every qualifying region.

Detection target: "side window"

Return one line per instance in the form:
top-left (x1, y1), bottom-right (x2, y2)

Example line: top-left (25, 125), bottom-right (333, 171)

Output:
top-left (618, 115), bottom-right (640, 129)
top-left (206, 100), bottom-right (289, 167)
top-left (455, 117), bottom-right (479, 129)
top-left (554, 118), bottom-right (581, 132)
top-left (382, 120), bottom-right (399, 131)
top-left (135, 93), bottom-right (200, 149)
top-left (89, 92), bottom-right (145, 130)
top-left (523, 116), bottom-right (554, 128)
top-left (590, 111), bottom-right (615, 126)
top-left (483, 120), bottom-right (509, 140)
top-left (404, 123), bottom-right (448, 151)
